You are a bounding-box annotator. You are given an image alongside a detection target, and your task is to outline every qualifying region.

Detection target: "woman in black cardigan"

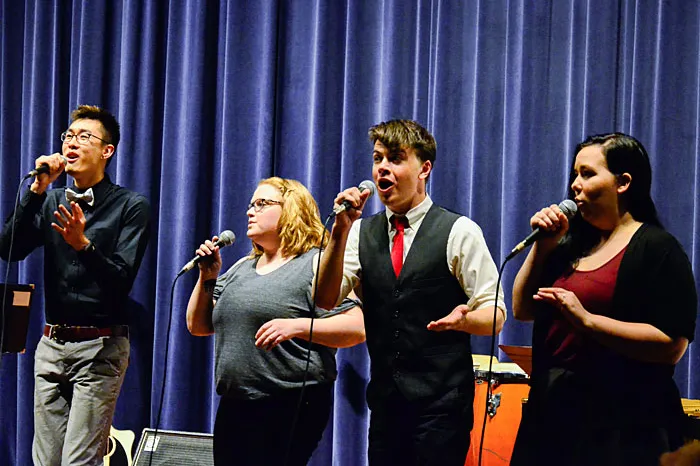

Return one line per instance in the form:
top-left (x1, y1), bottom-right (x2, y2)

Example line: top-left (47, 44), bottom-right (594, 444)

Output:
top-left (510, 133), bottom-right (697, 466)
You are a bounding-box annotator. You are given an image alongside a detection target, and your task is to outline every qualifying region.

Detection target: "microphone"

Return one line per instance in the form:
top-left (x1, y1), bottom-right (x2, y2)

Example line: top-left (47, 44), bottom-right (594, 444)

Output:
top-left (505, 199), bottom-right (578, 261)
top-left (331, 180), bottom-right (376, 216)
top-left (178, 230), bottom-right (236, 275)
top-left (26, 154), bottom-right (68, 178)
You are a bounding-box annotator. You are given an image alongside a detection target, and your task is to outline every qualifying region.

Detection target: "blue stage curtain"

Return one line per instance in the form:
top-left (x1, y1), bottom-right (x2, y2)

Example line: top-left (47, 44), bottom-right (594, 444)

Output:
top-left (1, 1), bottom-right (699, 464)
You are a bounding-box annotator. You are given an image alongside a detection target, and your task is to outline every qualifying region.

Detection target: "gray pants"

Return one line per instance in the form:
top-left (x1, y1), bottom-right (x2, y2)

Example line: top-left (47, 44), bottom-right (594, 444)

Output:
top-left (32, 335), bottom-right (130, 466)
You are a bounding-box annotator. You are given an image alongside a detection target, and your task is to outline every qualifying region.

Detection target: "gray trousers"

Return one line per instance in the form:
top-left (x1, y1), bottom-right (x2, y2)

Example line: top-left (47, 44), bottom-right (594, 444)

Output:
top-left (32, 335), bottom-right (130, 466)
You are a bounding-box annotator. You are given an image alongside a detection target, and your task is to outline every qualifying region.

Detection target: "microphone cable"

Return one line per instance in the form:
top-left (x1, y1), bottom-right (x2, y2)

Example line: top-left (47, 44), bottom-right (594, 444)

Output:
top-left (281, 212), bottom-right (332, 466)
top-left (148, 271), bottom-right (183, 466)
top-left (0, 174), bottom-right (32, 369)
top-left (476, 201), bottom-right (576, 465)
top-left (1, 161), bottom-right (69, 367)
top-left (476, 256), bottom-right (511, 466)
top-left (149, 230), bottom-right (234, 466)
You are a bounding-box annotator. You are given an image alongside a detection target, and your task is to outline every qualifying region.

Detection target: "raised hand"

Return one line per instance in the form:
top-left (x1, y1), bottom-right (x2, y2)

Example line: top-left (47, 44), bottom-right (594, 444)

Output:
top-left (332, 186), bottom-right (372, 229)
top-left (195, 236), bottom-right (223, 279)
top-left (51, 202), bottom-right (89, 250)
top-left (529, 204), bottom-right (571, 252)
top-left (31, 153), bottom-right (66, 195)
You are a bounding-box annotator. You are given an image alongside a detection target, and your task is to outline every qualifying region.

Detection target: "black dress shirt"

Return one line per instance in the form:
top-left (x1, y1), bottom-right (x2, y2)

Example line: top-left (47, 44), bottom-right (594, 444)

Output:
top-left (0, 175), bottom-right (151, 326)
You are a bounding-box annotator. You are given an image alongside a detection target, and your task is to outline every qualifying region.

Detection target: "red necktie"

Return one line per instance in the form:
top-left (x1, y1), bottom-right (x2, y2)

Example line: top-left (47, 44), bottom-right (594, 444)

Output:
top-left (390, 215), bottom-right (409, 277)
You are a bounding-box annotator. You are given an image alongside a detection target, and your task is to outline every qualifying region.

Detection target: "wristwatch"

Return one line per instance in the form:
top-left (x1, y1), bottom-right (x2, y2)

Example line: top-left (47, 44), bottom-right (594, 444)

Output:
top-left (81, 241), bottom-right (96, 253)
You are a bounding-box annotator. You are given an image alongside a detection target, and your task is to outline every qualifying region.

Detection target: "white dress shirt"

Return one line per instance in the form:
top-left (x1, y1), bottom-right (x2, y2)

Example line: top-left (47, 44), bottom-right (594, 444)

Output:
top-left (338, 194), bottom-right (506, 318)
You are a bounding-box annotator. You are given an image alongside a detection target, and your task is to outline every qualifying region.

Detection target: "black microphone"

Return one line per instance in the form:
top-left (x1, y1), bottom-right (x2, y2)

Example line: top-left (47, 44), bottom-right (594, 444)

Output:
top-left (331, 180), bottom-right (376, 216)
top-left (26, 154), bottom-right (67, 178)
top-left (178, 230), bottom-right (236, 275)
top-left (505, 200), bottom-right (578, 261)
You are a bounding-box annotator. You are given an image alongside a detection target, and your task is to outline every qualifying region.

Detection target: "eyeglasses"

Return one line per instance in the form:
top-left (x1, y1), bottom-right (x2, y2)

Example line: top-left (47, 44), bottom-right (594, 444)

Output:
top-left (247, 199), bottom-right (283, 212)
top-left (61, 131), bottom-right (109, 145)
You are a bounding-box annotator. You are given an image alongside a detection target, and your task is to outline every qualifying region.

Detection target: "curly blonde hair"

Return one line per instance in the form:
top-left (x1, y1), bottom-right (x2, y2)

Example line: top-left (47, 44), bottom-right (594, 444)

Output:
top-left (249, 177), bottom-right (329, 258)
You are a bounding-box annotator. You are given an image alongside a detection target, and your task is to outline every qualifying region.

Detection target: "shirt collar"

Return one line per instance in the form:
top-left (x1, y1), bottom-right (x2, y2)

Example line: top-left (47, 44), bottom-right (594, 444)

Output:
top-left (384, 194), bottom-right (433, 229)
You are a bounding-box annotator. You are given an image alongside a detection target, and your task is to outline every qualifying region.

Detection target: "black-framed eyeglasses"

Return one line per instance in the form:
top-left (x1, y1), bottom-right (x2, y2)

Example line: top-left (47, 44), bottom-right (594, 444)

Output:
top-left (247, 199), bottom-right (283, 212)
top-left (60, 131), bottom-right (109, 145)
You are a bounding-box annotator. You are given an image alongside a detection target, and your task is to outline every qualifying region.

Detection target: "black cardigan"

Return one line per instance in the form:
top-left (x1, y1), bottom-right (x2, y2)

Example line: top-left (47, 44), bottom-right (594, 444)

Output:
top-left (530, 223), bottom-right (697, 421)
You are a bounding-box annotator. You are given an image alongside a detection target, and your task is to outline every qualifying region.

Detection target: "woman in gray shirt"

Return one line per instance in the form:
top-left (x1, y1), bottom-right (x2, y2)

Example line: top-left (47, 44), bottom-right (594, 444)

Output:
top-left (186, 177), bottom-right (365, 466)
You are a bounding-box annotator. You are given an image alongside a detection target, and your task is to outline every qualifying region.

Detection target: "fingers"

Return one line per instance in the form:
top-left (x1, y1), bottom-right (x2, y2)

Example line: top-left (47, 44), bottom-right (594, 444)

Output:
top-left (533, 287), bottom-right (558, 300)
top-left (196, 237), bottom-right (221, 259)
top-left (254, 325), bottom-right (272, 346)
top-left (358, 187), bottom-right (372, 203)
top-left (254, 322), bottom-right (268, 340)
top-left (534, 288), bottom-right (569, 307)
top-left (533, 292), bottom-right (553, 303)
top-left (266, 335), bottom-right (284, 350)
top-left (52, 153), bottom-right (66, 172)
top-left (50, 223), bottom-right (65, 235)
top-left (254, 324), bottom-right (284, 350)
top-left (34, 153), bottom-right (63, 172)
top-left (53, 209), bottom-right (70, 229)
top-left (427, 306), bottom-right (469, 332)
top-left (30, 154), bottom-right (66, 194)
top-left (71, 202), bottom-right (84, 219)
top-left (53, 203), bottom-right (86, 229)
top-left (53, 204), bottom-right (76, 229)
top-left (58, 203), bottom-right (73, 218)
top-left (552, 204), bottom-right (571, 232)
top-left (34, 153), bottom-right (66, 180)
top-left (51, 204), bottom-right (88, 251)
top-left (538, 287), bottom-right (566, 295)
top-left (195, 236), bottom-right (223, 277)
top-left (529, 204), bottom-right (571, 244)
top-left (426, 319), bottom-right (450, 332)
top-left (334, 187), bottom-right (368, 211)
top-left (530, 204), bottom-right (561, 231)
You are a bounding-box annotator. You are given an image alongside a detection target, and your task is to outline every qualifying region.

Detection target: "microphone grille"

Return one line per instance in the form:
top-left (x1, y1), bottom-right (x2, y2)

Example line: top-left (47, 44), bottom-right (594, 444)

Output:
top-left (218, 230), bottom-right (236, 246)
top-left (358, 180), bottom-right (376, 198)
top-left (558, 199), bottom-right (578, 219)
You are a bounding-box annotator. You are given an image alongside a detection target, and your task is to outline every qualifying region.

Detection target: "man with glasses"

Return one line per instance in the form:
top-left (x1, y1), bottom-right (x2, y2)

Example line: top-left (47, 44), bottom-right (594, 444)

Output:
top-left (0, 105), bottom-right (151, 465)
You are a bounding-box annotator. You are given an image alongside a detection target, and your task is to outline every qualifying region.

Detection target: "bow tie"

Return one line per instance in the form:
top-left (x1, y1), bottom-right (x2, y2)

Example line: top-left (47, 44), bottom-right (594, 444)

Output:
top-left (65, 187), bottom-right (95, 207)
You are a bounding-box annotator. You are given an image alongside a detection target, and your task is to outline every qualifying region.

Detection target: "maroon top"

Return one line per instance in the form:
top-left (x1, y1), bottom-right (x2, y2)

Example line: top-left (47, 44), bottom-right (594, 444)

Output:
top-left (544, 246), bottom-right (627, 371)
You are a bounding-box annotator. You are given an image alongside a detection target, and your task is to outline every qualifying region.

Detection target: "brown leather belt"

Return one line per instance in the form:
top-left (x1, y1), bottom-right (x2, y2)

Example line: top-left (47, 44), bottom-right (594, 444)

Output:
top-left (43, 324), bottom-right (129, 343)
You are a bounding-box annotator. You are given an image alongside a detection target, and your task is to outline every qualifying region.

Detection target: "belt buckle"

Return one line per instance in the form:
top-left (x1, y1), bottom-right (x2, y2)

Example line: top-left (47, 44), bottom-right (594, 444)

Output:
top-left (48, 324), bottom-right (66, 344)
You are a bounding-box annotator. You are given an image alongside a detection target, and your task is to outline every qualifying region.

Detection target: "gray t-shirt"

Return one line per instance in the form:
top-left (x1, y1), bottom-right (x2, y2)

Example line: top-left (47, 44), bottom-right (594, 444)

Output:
top-left (212, 248), bottom-right (337, 399)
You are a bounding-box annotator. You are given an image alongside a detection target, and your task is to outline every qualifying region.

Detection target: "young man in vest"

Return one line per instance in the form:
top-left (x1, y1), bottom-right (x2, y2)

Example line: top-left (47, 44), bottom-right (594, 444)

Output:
top-left (317, 119), bottom-right (506, 465)
top-left (0, 105), bottom-right (151, 465)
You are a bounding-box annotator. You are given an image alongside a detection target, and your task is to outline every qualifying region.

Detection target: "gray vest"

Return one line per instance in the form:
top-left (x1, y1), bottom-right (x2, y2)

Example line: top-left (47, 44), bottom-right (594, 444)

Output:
top-left (359, 204), bottom-right (473, 403)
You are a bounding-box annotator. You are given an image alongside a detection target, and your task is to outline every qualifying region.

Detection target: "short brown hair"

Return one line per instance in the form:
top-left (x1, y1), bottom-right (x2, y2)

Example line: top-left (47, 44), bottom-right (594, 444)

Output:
top-left (249, 177), bottom-right (329, 258)
top-left (368, 119), bottom-right (436, 164)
